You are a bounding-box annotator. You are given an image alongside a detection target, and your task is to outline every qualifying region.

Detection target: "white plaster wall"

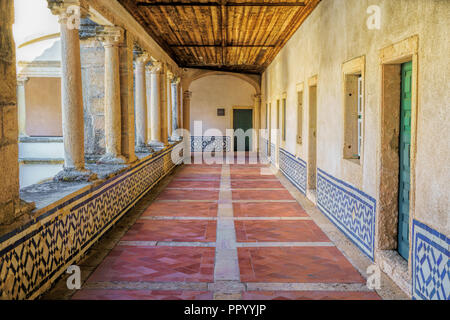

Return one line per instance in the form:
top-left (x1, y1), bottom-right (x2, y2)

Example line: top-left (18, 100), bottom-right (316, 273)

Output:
top-left (190, 75), bottom-right (256, 136)
top-left (262, 0), bottom-right (450, 235)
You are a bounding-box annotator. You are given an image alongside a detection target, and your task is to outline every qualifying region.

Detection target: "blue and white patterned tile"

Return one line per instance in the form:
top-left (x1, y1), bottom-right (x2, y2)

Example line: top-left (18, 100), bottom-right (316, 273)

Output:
top-left (412, 220), bottom-right (449, 300)
top-left (191, 136), bottom-right (231, 152)
top-left (0, 144), bottom-right (181, 299)
top-left (270, 143), bottom-right (276, 165)
top-left (278, 148), bottom-right (307, 195)
top-left (317, 169), bottom-right (376, 260)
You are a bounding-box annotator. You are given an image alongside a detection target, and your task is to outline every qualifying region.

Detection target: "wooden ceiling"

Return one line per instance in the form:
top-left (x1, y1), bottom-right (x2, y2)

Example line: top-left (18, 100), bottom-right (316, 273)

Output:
top-left (118, 0), bottom-right (321, 74)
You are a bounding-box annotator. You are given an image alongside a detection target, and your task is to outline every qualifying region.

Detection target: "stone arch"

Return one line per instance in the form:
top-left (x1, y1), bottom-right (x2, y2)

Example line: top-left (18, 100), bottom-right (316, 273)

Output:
top-left (181, 69), bottom-right (261, 95)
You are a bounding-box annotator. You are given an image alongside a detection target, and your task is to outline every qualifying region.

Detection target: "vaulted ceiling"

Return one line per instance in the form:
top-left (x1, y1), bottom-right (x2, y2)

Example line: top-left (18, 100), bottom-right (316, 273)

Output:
top-left (118, 0), bottom-right (321, 74)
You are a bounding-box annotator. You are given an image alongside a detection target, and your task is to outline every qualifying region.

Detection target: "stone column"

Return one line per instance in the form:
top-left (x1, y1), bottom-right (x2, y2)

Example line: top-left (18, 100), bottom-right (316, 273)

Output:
top-left (160, 64), bottom-right (169, 144)
top-left (148, 62), bottom-right (164, 147)
top-left (177, 81), bottom-right (183, 129)
top-left (253, 93), bottom-right (262, 152)
top-left (183, 90), bottom-right (192, 131)
top-left (98, 26), bottom-right (126, 163)
top-left (48, 0), bottom-right (96, 181)
top-left (119, 31), bottom-right (137, 163)
top-left (0, 0), bottom-right (21, 224)
top-left (134, 52), bottom-right (151, 153)
top-left (171, 76), bottom-right (180, 139)
top-left (166, 70), bottom-right (174, 140)
top-left (16, 76), bottom-right (29, 137)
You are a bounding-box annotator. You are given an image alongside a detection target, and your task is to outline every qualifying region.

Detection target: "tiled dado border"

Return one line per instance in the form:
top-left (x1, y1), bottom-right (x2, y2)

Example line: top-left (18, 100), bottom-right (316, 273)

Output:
top-left (412, 220), bottom-right (449, 300)
top-left (191, 136), bottom-right (231, 152)
top-left (270, 142), bottom-right (276, 165)
top-left (0, 143), bottom-right (183, 300)
top-left (278, 148), bottom-right (307, 195)
top-left (317, 169), bottom-right (376, 260)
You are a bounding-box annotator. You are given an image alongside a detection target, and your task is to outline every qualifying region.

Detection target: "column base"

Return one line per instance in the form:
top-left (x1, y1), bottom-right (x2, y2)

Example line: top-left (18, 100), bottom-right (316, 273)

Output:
top-left (98, 153), bottom-right (127, 165)
top-left (148, 140), bottom-right (165, 148)
top-left (54, 168), bottom-right (98, 182)
top-left (135, 145), bottom-right (154, 154)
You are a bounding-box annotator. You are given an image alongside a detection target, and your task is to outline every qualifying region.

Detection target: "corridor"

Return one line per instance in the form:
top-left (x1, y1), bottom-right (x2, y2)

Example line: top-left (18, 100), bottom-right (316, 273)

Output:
top-left (48, 157), bottom-right (387, 300)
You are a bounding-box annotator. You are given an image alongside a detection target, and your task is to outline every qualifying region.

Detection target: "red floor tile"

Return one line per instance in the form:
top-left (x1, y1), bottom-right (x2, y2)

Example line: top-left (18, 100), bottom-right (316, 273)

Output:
top-left (122, 220), bottom-right (217, 242)
top-left (231, 174), bottom-right (276, 180)
top-left (238, 247), bottom-right (366, 283)
top-left (230, 180), bottom-right (284, 189)
top-left (87, 246), bottom-right (215, 283)
top-left (231, 168), bottom-right (270, 175)
top-left (172, 174), bottom-right (221, 180)
top-left (232, 190), bottom-right (294, 200)
top-left (142, 202), bottom-right (218, 217)
top-left (72, 290), bottom-right (213, 300)
top-left (235, 220), bottom-right (329, 242)
top-left (233, 202), bottom-right (308, 217)
top-left (167, 180), bottom-right (220, 189)
top-left (157, 189), bottom-right (219, 200)
top-left (178, 168), bottom-right (222, 175)
top-left (241, 291), bottom-right (381, 300)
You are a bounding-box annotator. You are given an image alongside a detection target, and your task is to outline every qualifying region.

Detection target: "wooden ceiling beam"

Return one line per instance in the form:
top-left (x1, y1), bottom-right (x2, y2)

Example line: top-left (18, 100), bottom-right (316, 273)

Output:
top-left (137, 2), bottom-right (306, 7)
top-left (169, 44), bottom-right (276, 47)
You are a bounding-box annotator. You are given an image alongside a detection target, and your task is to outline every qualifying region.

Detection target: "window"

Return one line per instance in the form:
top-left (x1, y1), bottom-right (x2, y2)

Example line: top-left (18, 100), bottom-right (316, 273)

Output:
top-left (342, 56), bottom-right (365, 162)
top-left (343, 73), bottom-right (363, 160)
top-left (276, 100), bottom-right (280, 130)
top-left (265, 103), bottom-right (268, 128)
top-left (297, 91), bottom-right (303, 144)
top-left (357, 76), bottom-right (363, 157)
top-left (282, 98), bottom-right (286, 141)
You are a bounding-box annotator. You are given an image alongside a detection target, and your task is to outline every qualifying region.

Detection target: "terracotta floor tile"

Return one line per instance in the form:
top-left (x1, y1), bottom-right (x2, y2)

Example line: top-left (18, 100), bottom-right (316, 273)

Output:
top-left (122, 220), bottom-right (217, 242)
top-left (238, 247), bottom-right (366, 283)
top-left (173, 174), bottom-right (221, 180)
top-left (157, 189), bottom-right (219, 200)
top-left (235, 220), bottom-right (329, 242)
top-left (87, 246), bottom-right (215, 283)
top-left (233, 202), bottom-right (308, 217)
top-left (232, 190), bottom-right (294, 200)
top-left (230, 180), bottom-right (284, 189)
top-left (142, 202), bottom-right (218, 217)
top-left (72, 290), bottom-right (213, 300)
top-left (231, 174), bottom-right (276, 180)
top-left (241, 291), bottom-right (381, 300)
top-left (167, 180), bottom-right (221, 189)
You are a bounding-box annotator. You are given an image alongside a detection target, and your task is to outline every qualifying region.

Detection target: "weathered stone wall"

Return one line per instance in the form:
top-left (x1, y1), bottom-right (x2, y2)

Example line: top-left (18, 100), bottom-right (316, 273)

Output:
top-left (261, 0), bottom-right (449, 298)
top-left (0, 0), bottom-right (20, 224)
top-left (80, 39), bottom-right (106, 159)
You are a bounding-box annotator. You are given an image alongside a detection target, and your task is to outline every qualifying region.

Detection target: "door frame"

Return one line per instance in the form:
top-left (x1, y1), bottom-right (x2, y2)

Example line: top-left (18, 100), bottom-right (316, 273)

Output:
top-left (378, 36), bottom-right (419, 270)
top-left (307, 75), bottom-right (318, 194)
top-left (231, 106), bottom-right (255, 152)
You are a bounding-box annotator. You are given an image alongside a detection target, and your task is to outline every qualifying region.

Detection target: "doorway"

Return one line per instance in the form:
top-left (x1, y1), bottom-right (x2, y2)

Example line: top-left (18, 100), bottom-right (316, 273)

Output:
top-left (308, 84), bottom-right (317, 191)
top-left (398, 61), bottom-right (412, 260)
top-left (233, 108), bottom-right (253, 152)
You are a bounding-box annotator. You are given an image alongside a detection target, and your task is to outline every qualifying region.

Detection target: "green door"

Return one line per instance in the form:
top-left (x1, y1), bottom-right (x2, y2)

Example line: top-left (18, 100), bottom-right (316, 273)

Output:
top-left (398, 61), bottom-right (412, 260)
top-left (233, 109), bottom-right (253, 151)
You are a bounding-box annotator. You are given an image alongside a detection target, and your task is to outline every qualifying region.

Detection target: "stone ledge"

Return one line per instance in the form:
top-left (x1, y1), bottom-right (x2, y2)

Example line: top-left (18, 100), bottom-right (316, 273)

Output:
top-left (376, 250), bottom-right (412, 298)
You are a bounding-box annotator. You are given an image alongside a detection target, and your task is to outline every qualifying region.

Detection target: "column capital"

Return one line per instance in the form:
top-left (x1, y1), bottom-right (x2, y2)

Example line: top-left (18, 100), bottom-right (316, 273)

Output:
top-left (135, 52), bottom-right (150, 65)
top-left (145, 61), bottom-right (162, 74)
top-left (17, 76), bottom-right (29, 85)
top-left (171, 76), bottom-right (181, 85)
top-left (183, 90), bottom-right (192, 99)
top-left (98, 26), bottom-right (124, 47)
top-left (47, 0), bottom-right (89, 21)
top-left (253, 93), bottom-right (262, 101)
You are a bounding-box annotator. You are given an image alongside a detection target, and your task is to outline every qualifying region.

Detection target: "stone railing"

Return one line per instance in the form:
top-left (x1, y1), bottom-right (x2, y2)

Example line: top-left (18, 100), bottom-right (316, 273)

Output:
top-left (0, 142), bottom-right (183, 299)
